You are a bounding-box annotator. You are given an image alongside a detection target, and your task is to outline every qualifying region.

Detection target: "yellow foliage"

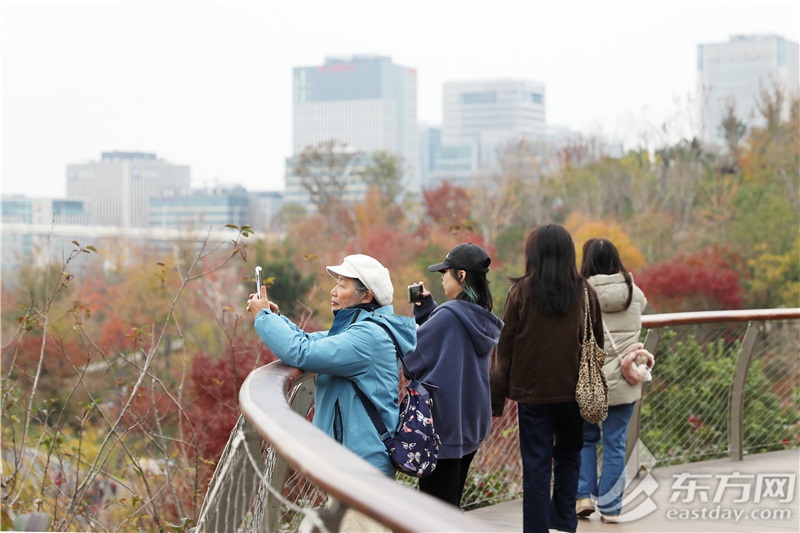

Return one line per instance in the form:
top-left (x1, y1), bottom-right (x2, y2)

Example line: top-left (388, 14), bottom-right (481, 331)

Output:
top-left (746, 238), bottom-right (800, 308)
top-left (564, 212), bottom-right (647, 272)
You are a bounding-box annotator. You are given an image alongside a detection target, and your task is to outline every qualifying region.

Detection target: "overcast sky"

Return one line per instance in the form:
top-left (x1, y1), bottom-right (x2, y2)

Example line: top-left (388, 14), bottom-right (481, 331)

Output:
top-left (2, 0), bottom-right (798, 198)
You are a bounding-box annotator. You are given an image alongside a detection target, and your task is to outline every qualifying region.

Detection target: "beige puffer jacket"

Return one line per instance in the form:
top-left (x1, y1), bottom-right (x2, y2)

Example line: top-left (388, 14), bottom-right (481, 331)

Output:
top-left (587, 273), bottom-right (647, 406)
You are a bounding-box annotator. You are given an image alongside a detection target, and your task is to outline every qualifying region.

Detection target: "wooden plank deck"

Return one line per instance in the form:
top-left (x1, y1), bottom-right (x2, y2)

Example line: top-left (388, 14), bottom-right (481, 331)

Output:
top-left (468, 449), bottom-right (799, 532)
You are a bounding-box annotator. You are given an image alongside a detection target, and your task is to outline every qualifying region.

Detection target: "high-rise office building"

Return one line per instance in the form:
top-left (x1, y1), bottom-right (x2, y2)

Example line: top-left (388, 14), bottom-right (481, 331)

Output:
top-left (431, 79), bottom-right (546, 188)
top-left (66, 151), bottom-right (190, 228)
top-left (149, 185), bottom-right (249, 230)
top-left (289, 55), bottom-right (418, 207)
top-left (697, 34), bottom-right (799, 147)
top-left (418, 124), bottom-right (441, 191)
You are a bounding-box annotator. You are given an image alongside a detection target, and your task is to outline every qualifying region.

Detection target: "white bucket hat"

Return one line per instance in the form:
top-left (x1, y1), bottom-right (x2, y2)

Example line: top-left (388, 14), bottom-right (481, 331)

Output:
top-left (326, 254), bottom-right (394, 306)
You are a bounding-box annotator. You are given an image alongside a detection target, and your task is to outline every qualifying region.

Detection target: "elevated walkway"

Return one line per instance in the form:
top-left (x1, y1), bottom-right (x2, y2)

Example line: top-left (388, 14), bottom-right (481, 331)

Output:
top-left (195, 309), bottom-right (800, 532)
top-left (470, 449), bottom-right (799, 532)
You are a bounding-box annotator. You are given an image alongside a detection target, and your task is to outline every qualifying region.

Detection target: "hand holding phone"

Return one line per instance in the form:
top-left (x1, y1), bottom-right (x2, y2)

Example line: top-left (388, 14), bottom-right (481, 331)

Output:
top-left (247, 266), bottom-right (277, 318)
top-left (408, 283), bottom-right (425, 304)
top-left (255, 266), bottom-right (263, 299)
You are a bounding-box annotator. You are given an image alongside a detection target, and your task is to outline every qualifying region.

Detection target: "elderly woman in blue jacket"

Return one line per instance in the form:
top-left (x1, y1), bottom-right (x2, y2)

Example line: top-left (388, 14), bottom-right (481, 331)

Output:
top-left (246, 254), bottom-right (417, 477)
top-left (404, 243), bottom-right (503, 507)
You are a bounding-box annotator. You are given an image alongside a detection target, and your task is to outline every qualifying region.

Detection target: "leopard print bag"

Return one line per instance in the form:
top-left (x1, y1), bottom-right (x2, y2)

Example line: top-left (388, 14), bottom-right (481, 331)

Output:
top-left (576, 285), bottom-right (609, 423)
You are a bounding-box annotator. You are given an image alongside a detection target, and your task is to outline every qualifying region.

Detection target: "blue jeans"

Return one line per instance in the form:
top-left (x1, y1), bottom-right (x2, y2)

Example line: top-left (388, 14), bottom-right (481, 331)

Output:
top-left (518, 402), bottom-right (583, 533)
top-left (577, 401), bottom-right (635, 516)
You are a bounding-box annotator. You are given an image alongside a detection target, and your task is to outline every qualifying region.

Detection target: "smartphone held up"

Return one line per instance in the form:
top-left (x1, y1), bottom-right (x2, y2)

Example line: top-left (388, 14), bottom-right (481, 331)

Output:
top-left (407, 283), bottom-right (424, 304)
top-left (255, 266), bottom-right (263, 299)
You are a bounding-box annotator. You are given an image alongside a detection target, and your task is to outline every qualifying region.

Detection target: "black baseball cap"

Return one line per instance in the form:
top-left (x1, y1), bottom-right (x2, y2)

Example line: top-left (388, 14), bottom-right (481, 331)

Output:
top-left (428, 243), bottom-right (491, 273)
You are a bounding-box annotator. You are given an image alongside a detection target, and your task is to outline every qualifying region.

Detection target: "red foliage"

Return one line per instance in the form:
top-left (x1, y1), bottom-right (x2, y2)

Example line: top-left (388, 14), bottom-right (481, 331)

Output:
top-left (185, 341), bottom-right (277, 459)
top-left (637, 247), bottom-right (744, 312)
top-left (423, 182), bottom-right (472, 226)
top-left (11, 334), bottom-right (89, 377)
top-left (97, 318), bottom-right (137, 353)
top-left (121, 385), bottom-right (181, 432)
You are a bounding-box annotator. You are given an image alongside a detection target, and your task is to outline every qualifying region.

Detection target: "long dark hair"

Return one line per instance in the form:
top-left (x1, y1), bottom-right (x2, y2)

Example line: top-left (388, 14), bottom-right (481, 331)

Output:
top-left (513, 224), bottom-right (581, 315)
top-left (580, 238), bottom-right (633, 309)
top-left (448, 267), bottom-right (493, 311)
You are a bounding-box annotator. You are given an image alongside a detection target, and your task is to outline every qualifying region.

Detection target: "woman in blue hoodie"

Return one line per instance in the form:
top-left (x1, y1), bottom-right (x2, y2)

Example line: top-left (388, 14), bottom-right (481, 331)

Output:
top-left (404, 243), bottom-right (504, 507)
top-left (246, 254), bottom-right (417, 477)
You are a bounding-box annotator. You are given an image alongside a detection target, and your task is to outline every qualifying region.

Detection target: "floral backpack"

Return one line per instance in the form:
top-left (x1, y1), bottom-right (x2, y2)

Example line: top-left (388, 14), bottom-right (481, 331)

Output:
top-left (352, 321), bottom-right (441, 478)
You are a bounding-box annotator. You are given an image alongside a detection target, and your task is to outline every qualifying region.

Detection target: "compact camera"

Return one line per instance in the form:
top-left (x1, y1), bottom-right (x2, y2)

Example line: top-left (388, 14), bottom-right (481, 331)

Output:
top-left (407, 283), bottom-right (424, 304)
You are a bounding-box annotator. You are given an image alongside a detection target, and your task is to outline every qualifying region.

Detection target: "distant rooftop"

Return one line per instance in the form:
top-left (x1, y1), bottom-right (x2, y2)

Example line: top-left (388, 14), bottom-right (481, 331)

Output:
top-left (323, 55), bottom-right (391, 64)
top-left (729, 33), bottom-right (784, 42)
top-left (101, 151), bottom-right (157, 160)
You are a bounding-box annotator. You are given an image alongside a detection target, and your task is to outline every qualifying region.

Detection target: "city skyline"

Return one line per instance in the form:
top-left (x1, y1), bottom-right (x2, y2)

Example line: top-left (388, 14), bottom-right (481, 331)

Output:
top-left (2, 0), bottom-right (799, 199)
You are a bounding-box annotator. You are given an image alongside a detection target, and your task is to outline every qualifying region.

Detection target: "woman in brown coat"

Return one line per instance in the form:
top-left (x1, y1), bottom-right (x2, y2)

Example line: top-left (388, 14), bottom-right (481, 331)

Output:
top-left (491, 224), bottom-right (603, 533)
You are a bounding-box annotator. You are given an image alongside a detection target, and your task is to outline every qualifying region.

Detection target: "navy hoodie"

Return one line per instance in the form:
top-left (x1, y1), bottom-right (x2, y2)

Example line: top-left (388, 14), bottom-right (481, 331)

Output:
top-left (405, 297), bottom-right (504, 460)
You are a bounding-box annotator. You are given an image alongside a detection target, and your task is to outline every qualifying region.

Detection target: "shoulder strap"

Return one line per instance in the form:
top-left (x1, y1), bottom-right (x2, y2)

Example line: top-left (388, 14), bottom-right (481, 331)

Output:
top-left (582, 285), bottom-right (591, 342)
top-left (602, 320), bottom-right (619, 354)
top-left (352, 383), bottom-right (392, 444)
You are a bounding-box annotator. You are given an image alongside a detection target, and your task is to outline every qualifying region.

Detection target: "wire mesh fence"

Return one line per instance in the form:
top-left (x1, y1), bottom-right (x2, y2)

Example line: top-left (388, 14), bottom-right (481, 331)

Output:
top-left (196, 315), bottom-right (799, 531)
top-left (195, 415), bottom-right (331, 533)
top-left (458, 318), bottom-right (800, 509)
top-left (640, 319), bottom-right (799, 465)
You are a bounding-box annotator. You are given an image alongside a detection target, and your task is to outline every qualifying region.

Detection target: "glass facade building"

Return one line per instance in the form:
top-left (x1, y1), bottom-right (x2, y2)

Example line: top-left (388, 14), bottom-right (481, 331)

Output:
top-left (697, 34), bottom-right (799, 147)
top-left (1, 196), bottom-right (87, 273)
top-left (418, 124), bottom-right (441, 190)
top-left (149, 186), bottom-right (249, 229)
top-left (430, 79), bottom-right (546, 188)
top-left (290, 55), bottom-right (418, 208)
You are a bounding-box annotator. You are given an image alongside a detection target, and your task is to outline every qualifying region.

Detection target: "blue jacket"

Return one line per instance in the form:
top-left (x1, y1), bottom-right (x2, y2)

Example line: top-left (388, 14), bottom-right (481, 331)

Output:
top-left (254, 305), bottom-right (417, 476)
top-left (406, 297), bottom-right (503, 460)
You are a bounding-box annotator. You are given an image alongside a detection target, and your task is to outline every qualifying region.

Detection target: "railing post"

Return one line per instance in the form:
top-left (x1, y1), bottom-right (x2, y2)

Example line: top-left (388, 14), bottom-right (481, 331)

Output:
top-left (729, 321), bottom-right (760, 461)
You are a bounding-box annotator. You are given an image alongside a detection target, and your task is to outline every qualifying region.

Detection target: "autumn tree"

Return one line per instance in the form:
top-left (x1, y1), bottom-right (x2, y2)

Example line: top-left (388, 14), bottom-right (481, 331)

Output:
top-left (359, 150), bottom-right (404, 208)
top-left (422, 181), bottom-right (473, 231)
top-left (565, 213), bottom-right (647, 274)
top-left (293, 139), bottom-right (360, 216)
top-left (555, 159), bottom-right (604, 221)
top-left (471, 139), bottom-right (545, 247)
top-left (718, 101), bottom-right (747, 174)
top-left (740, 90), bottom-right (799, 211)
top-left (654, 138), bottom-right (712, 238)
top-left (637, 247), bottom-right (744, 312)
top-left (743, 238), bottom-right (800, 309)
top-left (729, 91), bottom-right (800, 306)
top-left (248, 241), bottom-right (317, 321)
top-left (2, 226), bottom-right (260, 531)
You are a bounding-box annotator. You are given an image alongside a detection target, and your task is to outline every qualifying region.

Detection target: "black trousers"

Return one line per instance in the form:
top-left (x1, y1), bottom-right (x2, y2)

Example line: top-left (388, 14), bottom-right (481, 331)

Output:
top-left (418, 450), bottom-right (477, 508)
top-left (518, 402), bottom-right (583, 533)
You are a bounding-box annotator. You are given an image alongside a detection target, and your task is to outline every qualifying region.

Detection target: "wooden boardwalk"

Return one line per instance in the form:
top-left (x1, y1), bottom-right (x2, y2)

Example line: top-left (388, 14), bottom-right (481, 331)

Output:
top-left (468, 449), bottom-right (799, 532)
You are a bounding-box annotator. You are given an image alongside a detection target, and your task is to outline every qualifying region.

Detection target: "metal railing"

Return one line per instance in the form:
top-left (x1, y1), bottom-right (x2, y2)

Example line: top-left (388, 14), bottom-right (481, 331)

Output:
top-left (195, 363), bottom-right (501, 532)
top-left (195, 308), bottom-right (800, 531)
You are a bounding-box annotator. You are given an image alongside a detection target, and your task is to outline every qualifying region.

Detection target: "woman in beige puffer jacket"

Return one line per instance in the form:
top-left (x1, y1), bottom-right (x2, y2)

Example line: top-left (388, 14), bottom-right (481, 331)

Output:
top-left (576, 239), bottom-right (647, 522)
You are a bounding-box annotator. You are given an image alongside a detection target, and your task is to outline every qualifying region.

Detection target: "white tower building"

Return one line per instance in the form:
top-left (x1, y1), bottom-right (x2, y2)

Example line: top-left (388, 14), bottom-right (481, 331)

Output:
top-left (697, 34), bottom-right (799, 147)
top-left (66, 152), bottom-right (190, 228)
